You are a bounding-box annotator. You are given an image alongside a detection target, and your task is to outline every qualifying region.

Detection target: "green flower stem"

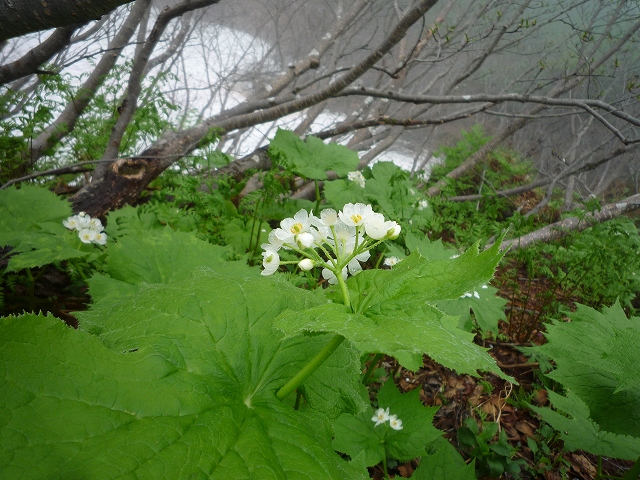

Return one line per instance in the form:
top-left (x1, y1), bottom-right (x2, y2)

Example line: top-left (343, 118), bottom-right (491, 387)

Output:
top-left (382, 455), bottom-right (389, 480)
top-left (335, 268), bottom-right (351, 309)
top-left (276, 263), bottom-right (352, 402)
top-left (276, 334), bottom-right (345, 401)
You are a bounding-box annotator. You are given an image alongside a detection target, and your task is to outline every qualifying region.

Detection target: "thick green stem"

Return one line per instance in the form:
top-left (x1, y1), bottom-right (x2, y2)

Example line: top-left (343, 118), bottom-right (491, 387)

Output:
top-left (276, 263), bottom-right (352, 401)
top-left (275, 334), bottom-right (345, 401)
top-left (335, 270), bottom-right (351, 309)
top-left (382, 455), bottom-right (389, 480)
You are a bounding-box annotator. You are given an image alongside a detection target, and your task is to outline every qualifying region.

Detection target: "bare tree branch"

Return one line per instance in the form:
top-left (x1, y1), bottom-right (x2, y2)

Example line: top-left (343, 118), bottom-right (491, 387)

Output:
top-left (490, 193), bottom-right (640, 252)
top-left (0, 25), bottom-right (82, 85)
top-left (0, 0), bottom-right (135, 42)
top-left (26, 0), bottom-right (151, 166)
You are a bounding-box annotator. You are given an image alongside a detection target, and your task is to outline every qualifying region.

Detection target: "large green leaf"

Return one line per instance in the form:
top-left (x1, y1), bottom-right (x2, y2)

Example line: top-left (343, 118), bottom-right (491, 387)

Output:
top-left (269, 129), bottom-right (359, 180)
top-left (436, 285), bottom-right (507, 334)
top-left (529, 303), bottom-right (640, 459)
top-left (1, 273), bottom-right (368, 479)
top-left (106, 227), bottom-right (257, 285)
top-left (88, 227), bottom-right (258, 308)
top-left (276, 243), bottom-right (511, 379)
top-left (531, 390), bottom-right (640, 460)
top-left (0, 186), bottom-right (94, 271)
top-left (0, 186), bottom-right (71, 247)
top-left (332, 379), bottom-right (441, 466)
top-left (363, 162), bottom-right (413, 216)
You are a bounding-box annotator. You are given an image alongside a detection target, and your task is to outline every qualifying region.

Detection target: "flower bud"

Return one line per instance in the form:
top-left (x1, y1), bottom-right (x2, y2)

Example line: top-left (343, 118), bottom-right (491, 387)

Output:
top-left (296, 232), bottom-right (315, 248)
top-left (386, 222), bottom-right (401, 240)
top-left (298, 258), bottom-right (315, 271)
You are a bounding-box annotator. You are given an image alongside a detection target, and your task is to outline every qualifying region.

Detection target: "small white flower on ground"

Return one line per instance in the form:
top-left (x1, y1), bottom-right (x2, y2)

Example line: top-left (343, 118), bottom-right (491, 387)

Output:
top-left (339, 203), bottom-right (374, 227)
top-left (261, 249), bottom-right (280, 276)
top-left (418, 199), bottom-right (429, 210)
top-left (93, 231), bottom-right (108, 245)
top-left (383, 256), bottom-right (401, 267)
top-left (347, 171), bottom-right (366, 188)
top-left (63, 215), bottom-right (80, 231)
top-left (389, 415), bottom-right (403, 430)
top-left (88, 217), bottom-right (103, 231)
top-left (76, 212), bottom-right (91, 229)
top-left (372, 407), bottom-right (390, 426)
top-left (78, 228), bottom-right (97, 244)
top-left (298, 258), bottom-right (314, 271)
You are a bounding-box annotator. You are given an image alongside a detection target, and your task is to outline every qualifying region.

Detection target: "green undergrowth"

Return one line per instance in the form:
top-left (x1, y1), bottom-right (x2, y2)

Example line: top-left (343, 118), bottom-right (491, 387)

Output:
top-left (1, 127), bottom-right (639, 479)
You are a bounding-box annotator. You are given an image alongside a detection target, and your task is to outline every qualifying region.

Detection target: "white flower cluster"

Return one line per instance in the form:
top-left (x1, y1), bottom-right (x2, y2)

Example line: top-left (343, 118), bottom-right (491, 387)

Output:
top-left (371, 407), bottom-right (403, 430)
top-left (260, 203), bottom-right (400, 282)
top-left (63, 212), bottom-right (107, 245)
top-left (460, 284), bottom-right (488, 299)
top-left (347, 171), bottom-right (366, 188)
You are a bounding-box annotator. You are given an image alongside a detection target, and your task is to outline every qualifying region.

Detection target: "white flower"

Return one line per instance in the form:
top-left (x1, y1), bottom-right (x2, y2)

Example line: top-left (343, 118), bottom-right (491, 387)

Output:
top-left (339, 203), bottom-right (374, 227)
top-left (266, 230), bottom-right (284, 250)
top-left (78, 228), bottom-right (97, 244)
top-left (62, 215), bottom-right (80, 231)
top-left (347, 171), bottom-right (366, 188)
top-left (76, 212), bottom-right (91, 229)
top-left (383, 256), bottom-right (401, 267)
top-left (310, 225), bottom-right (331, 243)
top-left (88, 217), bottom-right (103, 231)
top-left (388, 415), bottom-right (403, 430)
top-left (296, 232), bottom-right (315, 249)
top-left (418, 199), bottom-right (429, 210)
top-left (316, 208), bottom-right (338, 227)
top-left (281, 209), bottom-right (312, 235)
top-left (364, 213), bottom-right (399, 240)
top-left (461, 291), bottom-right (480, 299)
top-left (322, 266), bottom-right (347, 285)
top-left (93, 231), bottom-right (108, 245)
top-left (261, 248), bottom-right (280, 276)
top-left (298, 258), bottom-right (315, 271)
top-left (372, 407), bottom-right (390, 426)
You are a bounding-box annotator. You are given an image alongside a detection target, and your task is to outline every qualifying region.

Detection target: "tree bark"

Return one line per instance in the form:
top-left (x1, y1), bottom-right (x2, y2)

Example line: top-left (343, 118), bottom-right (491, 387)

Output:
top-left (489, 193), bottom-right (640, 252)
top-left (0, 0), bottom-right (135, 42)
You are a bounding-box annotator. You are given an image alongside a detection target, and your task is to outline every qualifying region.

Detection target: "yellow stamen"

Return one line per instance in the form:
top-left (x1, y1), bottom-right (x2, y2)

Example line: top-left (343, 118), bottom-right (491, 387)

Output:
top-left (290, 222), bottom-right (303, 234)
